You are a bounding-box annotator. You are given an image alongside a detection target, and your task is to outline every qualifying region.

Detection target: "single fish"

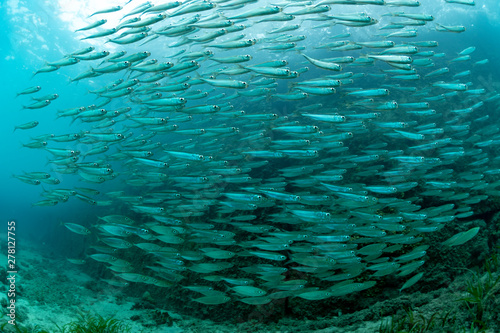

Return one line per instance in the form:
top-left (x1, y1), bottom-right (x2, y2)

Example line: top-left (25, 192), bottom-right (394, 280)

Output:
top-left (75, 19), bottom-right (107, 32)
top-left (64, 222), bottom-right (91, 235)
top-left (16, 86), bottom-right (41, 97)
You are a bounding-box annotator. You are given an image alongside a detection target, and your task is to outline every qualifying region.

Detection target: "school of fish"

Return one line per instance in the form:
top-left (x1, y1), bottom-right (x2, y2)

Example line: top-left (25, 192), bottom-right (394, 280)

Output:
top-left (15, 0), bottom-right (495, 306)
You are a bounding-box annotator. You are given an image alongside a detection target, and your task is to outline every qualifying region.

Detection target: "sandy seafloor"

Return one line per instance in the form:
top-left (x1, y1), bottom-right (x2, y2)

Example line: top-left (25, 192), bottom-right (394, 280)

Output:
top-left (1, 227), bottom-right (499, 333)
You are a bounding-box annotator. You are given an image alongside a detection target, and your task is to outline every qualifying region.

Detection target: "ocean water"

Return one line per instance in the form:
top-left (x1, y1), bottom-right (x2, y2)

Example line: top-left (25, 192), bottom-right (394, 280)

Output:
top-left (2, 0), bottom-right (500, 331)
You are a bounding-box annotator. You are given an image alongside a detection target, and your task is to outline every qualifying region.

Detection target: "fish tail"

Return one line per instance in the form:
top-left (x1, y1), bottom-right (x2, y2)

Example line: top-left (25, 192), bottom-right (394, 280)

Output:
top-left (66, 76), bottom-right (75, 85)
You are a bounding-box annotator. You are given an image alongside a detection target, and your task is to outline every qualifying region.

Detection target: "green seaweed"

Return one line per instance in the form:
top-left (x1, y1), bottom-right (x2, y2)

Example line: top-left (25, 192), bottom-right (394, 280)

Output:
top-left (378, 307), bottom-right (457, 333)
top-left (0, 313), bottom-right (132, 333)
top-left (54, 313), bottom-right (131, 333)
top-left (459, 248), bottom-right (500, 331)
top-left (379, 248), bottom-right (500, 333)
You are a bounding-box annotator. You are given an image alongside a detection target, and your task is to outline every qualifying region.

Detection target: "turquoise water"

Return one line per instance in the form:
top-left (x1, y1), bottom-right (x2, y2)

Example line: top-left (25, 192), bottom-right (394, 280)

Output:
top-left (2, 0), bottom-right (500, 330)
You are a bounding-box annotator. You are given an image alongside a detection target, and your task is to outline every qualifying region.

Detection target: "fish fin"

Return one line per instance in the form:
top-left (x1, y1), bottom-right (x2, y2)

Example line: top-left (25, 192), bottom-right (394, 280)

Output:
top-left (69, 116), bottom-right (78, 126)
